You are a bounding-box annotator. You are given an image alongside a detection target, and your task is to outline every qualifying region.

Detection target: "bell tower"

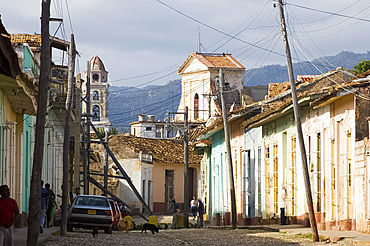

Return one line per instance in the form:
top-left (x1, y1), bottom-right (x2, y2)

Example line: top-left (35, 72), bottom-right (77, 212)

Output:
top-left (82, 56), bottom-right (111, 130)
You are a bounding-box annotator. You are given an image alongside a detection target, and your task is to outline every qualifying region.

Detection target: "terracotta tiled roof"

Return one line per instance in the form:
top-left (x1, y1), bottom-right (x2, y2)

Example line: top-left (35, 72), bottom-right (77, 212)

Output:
top-left (297, 75), bottom-right (321, 84)
top-left (192, 52), bottom-right (245, 69)
top-left (10, 33), bottom-right (70, 51)
top-left (108, 134), bottom-right (201, 165)
top-left (241, 68), bottom-right (358, 129)
top-left (10, 34), bottom-right (42, 46)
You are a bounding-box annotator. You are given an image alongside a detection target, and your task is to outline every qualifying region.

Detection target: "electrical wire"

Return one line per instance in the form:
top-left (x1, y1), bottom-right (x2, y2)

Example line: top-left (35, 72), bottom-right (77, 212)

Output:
top-left (285, 2), bottom-right (370, 23)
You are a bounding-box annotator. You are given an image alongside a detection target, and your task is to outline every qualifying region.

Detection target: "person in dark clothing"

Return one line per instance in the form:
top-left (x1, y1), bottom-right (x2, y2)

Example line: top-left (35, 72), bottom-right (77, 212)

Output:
top-left (40, 180), bottom-right (47, 233)
top-left (172, 199), bottom-right (180, 229)
top-left (45, 183), bottom-right (56, 228)
top-left (197, 198), bottom-right (204, 228)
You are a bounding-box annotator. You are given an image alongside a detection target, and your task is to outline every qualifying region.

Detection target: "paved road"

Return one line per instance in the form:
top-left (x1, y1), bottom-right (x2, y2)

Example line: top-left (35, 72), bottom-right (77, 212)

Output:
top-left (40, 228), bottom-right (334, 246)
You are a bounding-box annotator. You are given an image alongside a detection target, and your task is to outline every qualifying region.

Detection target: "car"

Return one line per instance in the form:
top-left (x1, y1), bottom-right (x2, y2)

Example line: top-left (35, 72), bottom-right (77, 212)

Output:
top-left (108, 199), bottom-right (122, 230)
top-left (67, 195), bottom-right (113, 234)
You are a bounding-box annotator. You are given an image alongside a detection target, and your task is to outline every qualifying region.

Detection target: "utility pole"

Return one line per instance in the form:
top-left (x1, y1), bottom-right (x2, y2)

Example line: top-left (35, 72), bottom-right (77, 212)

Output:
top-left (277, 0), bottom-right (319, 242)
top-left (202, 92), bottom-right (214, 119)
top-left (183, 106), bottom-right (189, 228)
top-left (168, 108), bottom-right (190, 227)
top-left (74, 73), bottom-right (81, 191)
top-left (61, 33), bottom-right (76, 236)
top-left (219, 69), bottom-right (237, 229)
top-left (27, 1), bottom-right (51, 245)
top-left (83, 61), bottom-right (91, 194)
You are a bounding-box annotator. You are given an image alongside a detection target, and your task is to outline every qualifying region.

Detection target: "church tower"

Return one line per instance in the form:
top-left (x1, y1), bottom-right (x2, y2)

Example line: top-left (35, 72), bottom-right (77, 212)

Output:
top-left (82, 56), bottom-right (111, 130)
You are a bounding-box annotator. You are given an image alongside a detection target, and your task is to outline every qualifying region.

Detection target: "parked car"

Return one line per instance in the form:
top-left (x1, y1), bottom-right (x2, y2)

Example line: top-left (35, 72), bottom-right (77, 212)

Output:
top-left (108, 199), bottom-right (122, 230)
top-left (67, 195), bottom-right (113, 234)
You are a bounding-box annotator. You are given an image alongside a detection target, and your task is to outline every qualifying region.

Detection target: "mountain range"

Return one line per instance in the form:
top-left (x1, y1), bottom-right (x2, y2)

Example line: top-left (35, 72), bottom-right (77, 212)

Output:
top-left (109, 51), bottom-right (370, 133)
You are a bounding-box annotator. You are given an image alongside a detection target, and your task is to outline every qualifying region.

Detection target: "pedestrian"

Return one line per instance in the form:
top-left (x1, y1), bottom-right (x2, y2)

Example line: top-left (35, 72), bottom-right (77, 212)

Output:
top-left (0, 185), bottom-right (19, 246)
top-left (40, 180), bottom-right (47, 234)
top-left (72, 187), bottom-right (80, 202)
top-left (120, 204), bottom-right (127, 218)
top-left (197, 198), bottom-right (204, 228)
top-left (45, 183), bottom-right (56, 228)
top-left (190, 197), bottom-right (198, 220)
top-left (171, 199), bottom-right (180, 229)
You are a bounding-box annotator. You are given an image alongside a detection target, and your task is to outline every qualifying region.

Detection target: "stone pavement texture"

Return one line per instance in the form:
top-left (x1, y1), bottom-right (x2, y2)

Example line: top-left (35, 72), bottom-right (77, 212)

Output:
top-left (12, 215), bottom-right (370, 245)
top-left (13, 226), bottom-right (59, 246)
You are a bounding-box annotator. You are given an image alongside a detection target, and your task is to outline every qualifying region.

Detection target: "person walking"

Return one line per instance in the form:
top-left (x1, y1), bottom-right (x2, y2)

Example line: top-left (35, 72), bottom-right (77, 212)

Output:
top-left (190, 197), bottom-right (198, 220)
top-left (0, 185), bottom-right (19, 246)
top-left (197, 198), bottom-right (204, 228)
top-left (45, 183), bottom-right (56, 228)
top-left (40, 180), bottom-right (47, 234)
top-left (171, 199), bottom-right (180, 229)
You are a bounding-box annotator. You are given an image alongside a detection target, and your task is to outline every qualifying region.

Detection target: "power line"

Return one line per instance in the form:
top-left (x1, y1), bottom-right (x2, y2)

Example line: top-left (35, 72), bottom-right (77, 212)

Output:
top-left (285, 2), bottom-right (370, 23)
top-left (155, 0), bottom-right (288, 59)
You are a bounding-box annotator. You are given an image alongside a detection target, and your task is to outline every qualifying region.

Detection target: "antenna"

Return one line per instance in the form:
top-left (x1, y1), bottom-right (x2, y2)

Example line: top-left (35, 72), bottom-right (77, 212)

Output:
top-left (198, 27), bottom-right (201, 53)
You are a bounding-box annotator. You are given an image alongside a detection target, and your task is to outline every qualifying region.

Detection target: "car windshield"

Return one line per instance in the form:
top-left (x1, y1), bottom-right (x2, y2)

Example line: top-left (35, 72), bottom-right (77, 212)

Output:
top-left (75, 197), bottom-right (109, 207)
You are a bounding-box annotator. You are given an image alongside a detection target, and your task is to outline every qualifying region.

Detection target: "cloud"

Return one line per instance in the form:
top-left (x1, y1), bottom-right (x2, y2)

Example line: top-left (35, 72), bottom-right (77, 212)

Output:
top-left (2, 0), bottom-right (369, 86)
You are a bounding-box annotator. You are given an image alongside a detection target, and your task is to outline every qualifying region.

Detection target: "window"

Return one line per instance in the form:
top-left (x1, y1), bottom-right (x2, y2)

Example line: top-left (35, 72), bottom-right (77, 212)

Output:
top-left (146, 127), bottom-right (152, 131)
top-left (92, 105), bottom-right (100, 121)
top-left (194, 93), bottom-right (199, 119)
top-left (92, 73), bottom-right (99, 82)
top-left (93, 91), bottom-right (99, 100)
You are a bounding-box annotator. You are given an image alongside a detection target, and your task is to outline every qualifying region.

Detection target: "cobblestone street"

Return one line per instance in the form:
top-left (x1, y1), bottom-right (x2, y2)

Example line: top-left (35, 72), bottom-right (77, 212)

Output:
top-left (41, 228), bottom-right (334, 246)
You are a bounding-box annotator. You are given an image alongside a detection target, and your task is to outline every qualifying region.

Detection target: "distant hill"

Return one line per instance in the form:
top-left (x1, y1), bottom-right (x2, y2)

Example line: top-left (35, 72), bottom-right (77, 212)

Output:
top-left (109, 80), bottom-right (181, 133)
top-left (109, 51), bottom-right (370, 132)
top-left (244, 51), bottom-right (370, 86)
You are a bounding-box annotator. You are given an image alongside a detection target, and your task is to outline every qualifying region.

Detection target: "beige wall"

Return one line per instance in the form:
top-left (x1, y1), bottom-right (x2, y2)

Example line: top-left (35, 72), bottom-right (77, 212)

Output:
top-left (230, 118), bottom-right (244, 215)
top-left (3, 94), bottom-right (23, 210)
top-left (152, 161), bottom-right (199, 213)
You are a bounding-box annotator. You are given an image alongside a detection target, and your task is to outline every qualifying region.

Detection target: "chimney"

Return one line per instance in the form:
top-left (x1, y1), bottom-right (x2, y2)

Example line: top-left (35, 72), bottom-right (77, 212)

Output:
top-left (147, 115), bottom-right (154, 122)
top-left (139, 114), bottom-right (146, 122)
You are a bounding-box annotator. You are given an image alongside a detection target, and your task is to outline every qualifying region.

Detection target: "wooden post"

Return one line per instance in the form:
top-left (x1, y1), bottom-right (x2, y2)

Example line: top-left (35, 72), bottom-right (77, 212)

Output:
top-left (219, 69), bottom-right (237, 229)
top-left (277, 0), bottom-right (319, 241)
top-left (183, 106), bottom-right (189, 228)
top-left (27, 1), bottom-right (51, 245)
top-left (61, 33), bottom-right (76, 236)
top-left (74, 73), bottom-right (81, 190)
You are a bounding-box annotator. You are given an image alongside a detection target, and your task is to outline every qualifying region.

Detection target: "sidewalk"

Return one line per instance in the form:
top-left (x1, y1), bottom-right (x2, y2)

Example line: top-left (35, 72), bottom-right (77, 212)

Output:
top-left (13, 226), bottom-right (59, 246)
top-left (216, 223), bottom-right (370, 245)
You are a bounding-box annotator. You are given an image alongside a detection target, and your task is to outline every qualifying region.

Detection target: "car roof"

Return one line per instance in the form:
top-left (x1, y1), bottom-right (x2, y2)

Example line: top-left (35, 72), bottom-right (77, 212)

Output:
top-left (77, 195), bottom-right (108, 199)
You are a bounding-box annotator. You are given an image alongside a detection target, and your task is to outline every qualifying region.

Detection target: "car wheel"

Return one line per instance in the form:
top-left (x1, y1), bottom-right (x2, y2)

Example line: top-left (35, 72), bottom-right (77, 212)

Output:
top-left (105, 226), bottom-right (112, 234)
top-left (67, 222), bottom-right (73, 232)
top-left (112, 224), bottom-right (117, 231)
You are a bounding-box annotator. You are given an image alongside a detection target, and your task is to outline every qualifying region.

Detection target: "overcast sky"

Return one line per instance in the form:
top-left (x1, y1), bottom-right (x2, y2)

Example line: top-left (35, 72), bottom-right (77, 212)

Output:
top-left (2, 0), bottom-right (370, 87)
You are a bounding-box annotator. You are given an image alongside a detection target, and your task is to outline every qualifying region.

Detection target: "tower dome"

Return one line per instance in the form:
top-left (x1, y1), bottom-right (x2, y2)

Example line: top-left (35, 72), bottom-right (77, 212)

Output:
top-left (90, 55), bottom-right (106, 72)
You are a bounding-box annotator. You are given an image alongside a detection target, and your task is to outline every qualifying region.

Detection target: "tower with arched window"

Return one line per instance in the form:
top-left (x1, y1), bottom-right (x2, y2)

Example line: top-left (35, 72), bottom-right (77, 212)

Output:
top-left (176, 52), bottom-right (245, 123)
top-left (82, 56), bottom-right (111, 130)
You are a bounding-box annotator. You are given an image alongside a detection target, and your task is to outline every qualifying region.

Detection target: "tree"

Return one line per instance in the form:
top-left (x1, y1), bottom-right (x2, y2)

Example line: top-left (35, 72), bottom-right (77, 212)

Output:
top-left (353, 60), bottom-right (370, 75)
top-left (109, 127), bottom-right (118, 136)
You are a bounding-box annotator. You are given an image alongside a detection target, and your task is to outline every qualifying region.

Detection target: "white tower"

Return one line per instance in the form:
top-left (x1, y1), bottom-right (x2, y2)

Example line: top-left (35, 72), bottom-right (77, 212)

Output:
top-left (82, 56), bottom-right (111, 130)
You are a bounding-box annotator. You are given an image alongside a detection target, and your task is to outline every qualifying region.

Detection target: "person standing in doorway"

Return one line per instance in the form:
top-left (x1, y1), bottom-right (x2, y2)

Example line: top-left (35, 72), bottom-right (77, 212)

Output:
top-left (45, 183), bottom-right (56, 228)
top-left (40, 180), bottom-right (47, 234)
top-left (0, 185), bottom-right (19, 246)
top-left (190, 197), bottom-right (198, 220)
top-left (171, 199), bottom-right (180, 229)
top-left (197, 198), bottom-right (204, 228)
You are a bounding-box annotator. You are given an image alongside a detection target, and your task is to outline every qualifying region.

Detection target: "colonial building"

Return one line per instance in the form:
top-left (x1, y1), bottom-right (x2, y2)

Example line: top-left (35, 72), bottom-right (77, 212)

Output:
top-left (90, 134), bottom-right (202, 213)
top-left (176, 52), bottom-right (245, 123)
top-left (82, 56), bottom-right (111, 131)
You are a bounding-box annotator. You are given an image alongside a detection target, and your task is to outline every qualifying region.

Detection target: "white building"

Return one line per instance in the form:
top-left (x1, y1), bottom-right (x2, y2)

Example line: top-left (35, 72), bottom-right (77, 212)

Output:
top-left (176, 52), bottom-right (245, 123)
